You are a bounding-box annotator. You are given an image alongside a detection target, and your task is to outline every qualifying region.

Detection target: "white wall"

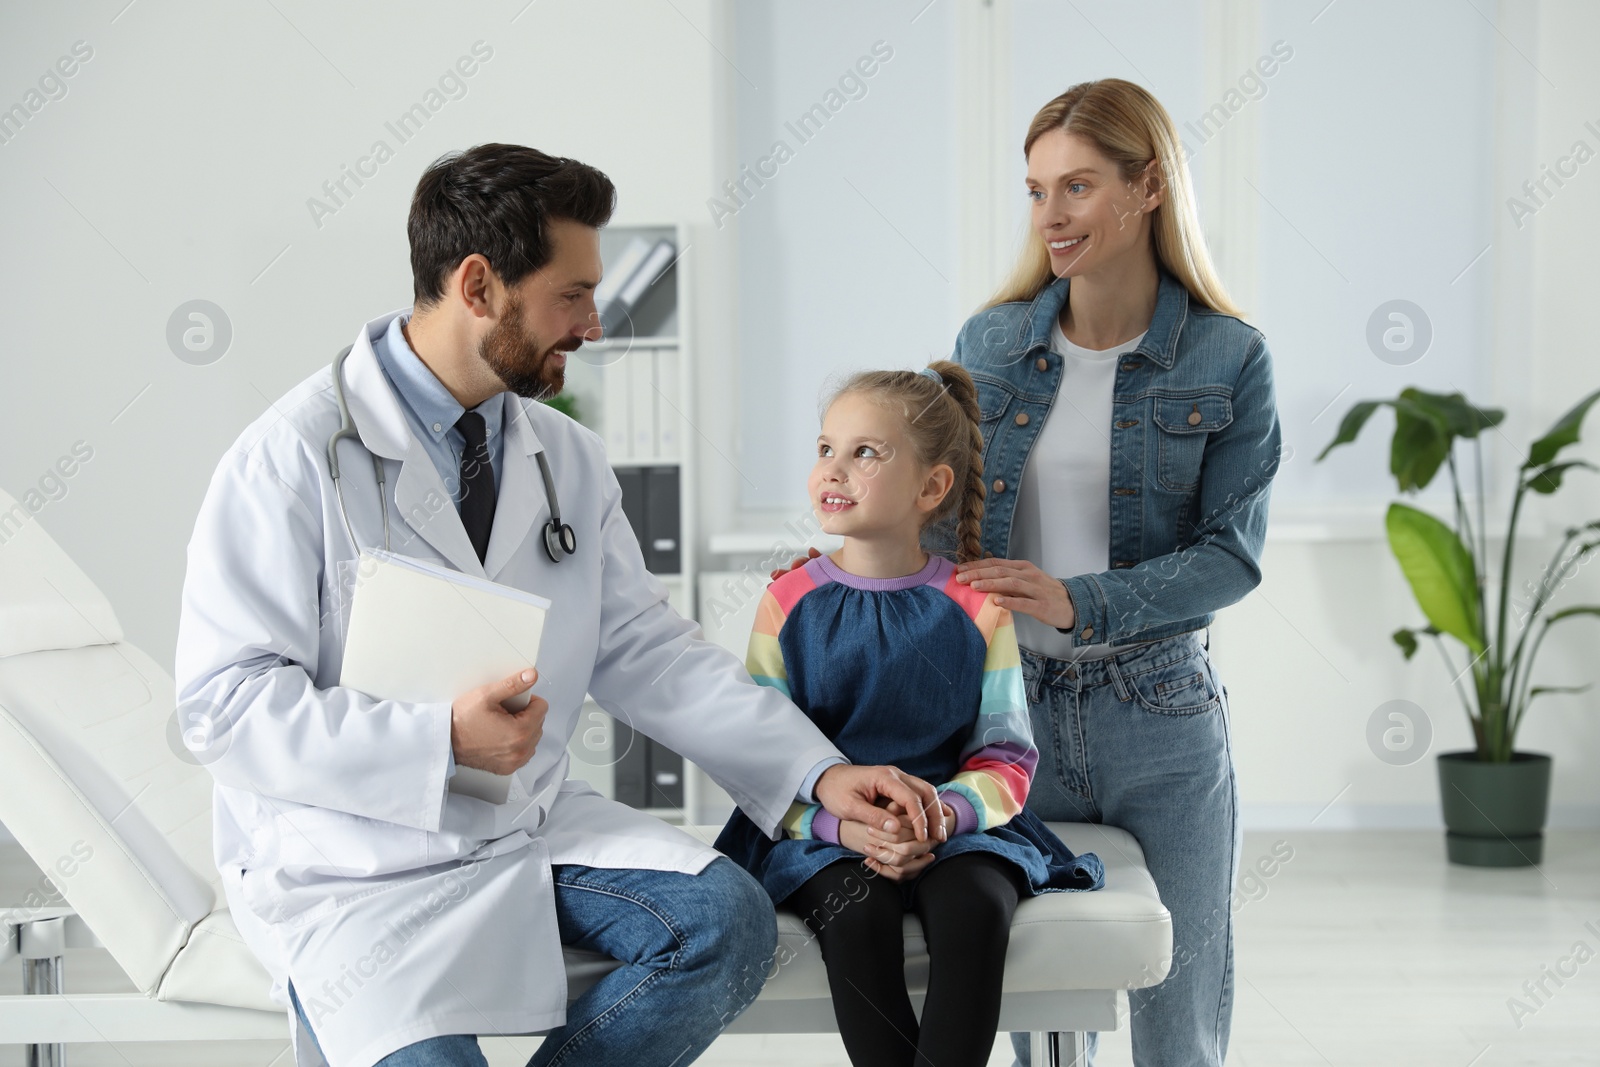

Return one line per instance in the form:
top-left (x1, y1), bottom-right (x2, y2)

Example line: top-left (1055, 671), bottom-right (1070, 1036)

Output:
top-left (3, 1), bottom-right (1596, 837)
top-left (0, 0), bottom-right (726, 668)
top-left (705, 0), bottom-right (1600, 829)
top-left (730, 1), bottom-right (961, 512)
top-left (1218, 0), bottom-right (1600, 828)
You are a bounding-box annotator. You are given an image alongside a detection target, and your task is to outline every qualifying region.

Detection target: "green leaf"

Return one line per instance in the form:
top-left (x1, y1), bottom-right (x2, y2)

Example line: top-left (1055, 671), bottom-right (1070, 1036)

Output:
top-left (1316, 400), bottom-right (1387, 463)
top-left (1400, 388), bottom-right (1505, 438)
top-left (1386, 502), bottom-right (1485, 655)
top-left (1393, 624), bottom-right (1441, 661)
top-left (1526, 387), bottom-right (1600, 469)
top-left (1526, 460), bottom-right (1598, 494)
top-left (1545, 604), bottom-right (1600, 625)
top-left (540, 392), bottom-right (582, 424)
top-left (1390, 398), bottom-right (1452, 492)
top-left (1529, 684), bottom-right (1594, 701)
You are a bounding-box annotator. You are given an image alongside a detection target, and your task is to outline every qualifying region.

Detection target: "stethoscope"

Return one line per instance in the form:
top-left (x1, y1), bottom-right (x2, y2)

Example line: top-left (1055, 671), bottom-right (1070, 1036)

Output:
top-left (326, 343), bottom-right (577, 563)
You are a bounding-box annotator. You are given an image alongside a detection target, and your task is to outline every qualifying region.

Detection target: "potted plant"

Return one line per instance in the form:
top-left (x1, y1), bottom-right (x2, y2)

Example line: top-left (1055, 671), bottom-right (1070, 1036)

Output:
top-left (1317, 386), bottom-right (1600, 866)
top-left (541, 393), bottom-right (583, 424)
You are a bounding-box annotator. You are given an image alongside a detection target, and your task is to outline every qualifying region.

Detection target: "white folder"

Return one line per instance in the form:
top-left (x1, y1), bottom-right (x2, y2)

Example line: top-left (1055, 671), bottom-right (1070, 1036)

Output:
top-left (338, 549), bottom-right (550, 805)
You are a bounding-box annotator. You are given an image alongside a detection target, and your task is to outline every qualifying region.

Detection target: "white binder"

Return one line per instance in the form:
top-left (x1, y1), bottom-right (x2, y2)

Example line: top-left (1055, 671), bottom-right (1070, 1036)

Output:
top-left (628, 347), bottom-right (658, 459)
top-left (338, 549), bottom-right (550, 805)
top-left (654, 347), bottom-right (681, 460)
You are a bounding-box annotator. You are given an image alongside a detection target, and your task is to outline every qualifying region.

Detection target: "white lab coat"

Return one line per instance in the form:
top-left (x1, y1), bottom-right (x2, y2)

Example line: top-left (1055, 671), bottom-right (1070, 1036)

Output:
top-left (174, 308), bottom-right (843, 1067)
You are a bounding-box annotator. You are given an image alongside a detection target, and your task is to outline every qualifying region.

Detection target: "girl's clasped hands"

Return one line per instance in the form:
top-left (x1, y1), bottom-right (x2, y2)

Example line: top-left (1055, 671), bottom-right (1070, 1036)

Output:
top-left (844, 797), bottom-right (957, 881)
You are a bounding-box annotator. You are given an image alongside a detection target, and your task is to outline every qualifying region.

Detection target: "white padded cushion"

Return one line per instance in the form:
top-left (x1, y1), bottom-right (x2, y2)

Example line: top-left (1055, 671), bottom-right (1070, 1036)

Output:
top-left (0, 641), bottom-right (219, 995)
top-left (160, 823), bottom-right (1169, 1013)
top-left (692, 821), bottom-right (1172, 999)
top-left (0, 485), bottom-right (122, 657)
top-left (157, 909), bottom-right (278, 1012)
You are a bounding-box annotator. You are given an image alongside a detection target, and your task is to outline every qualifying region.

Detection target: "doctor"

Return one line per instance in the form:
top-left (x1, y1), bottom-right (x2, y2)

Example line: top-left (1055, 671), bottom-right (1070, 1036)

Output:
top-left (175, 143), bottom-right (942, 1067)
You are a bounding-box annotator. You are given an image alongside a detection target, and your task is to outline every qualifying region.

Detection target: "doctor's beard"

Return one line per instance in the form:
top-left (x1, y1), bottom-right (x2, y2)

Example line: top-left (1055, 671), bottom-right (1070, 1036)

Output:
top-left (478, 292), bottom-right (579, 401)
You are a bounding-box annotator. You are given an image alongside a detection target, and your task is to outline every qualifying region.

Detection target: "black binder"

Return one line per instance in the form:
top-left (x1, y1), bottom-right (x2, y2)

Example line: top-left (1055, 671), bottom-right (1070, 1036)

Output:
top-left (614, 466), bottom-right (680, 574)
top-left (643, 467), bottom-right (680, 572)
top-left (610, 464), bottom-right (686, 809)
top-left (611, 720), bottom-right (685, 810)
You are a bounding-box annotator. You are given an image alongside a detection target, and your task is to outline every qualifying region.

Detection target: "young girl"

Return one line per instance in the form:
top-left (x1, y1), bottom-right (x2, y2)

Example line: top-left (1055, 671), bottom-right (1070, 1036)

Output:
top-left (714, 361), bottom-right (1104, 1067)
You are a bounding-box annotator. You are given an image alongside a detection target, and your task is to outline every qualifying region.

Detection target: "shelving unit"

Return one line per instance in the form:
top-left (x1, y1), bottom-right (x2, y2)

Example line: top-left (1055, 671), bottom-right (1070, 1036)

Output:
top-left (561, 222), bottom-right (701, 825)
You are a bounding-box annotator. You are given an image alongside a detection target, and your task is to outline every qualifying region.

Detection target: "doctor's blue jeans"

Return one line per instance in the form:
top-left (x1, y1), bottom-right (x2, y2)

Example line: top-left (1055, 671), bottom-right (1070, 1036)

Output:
top-left (290, 856), bottom-right (776, 1067)
top-left (1009, 629), bottom-right (1241, 1067)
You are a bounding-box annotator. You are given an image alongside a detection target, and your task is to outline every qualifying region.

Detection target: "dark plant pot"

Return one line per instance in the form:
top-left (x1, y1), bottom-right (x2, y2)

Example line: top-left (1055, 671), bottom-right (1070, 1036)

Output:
top-left (1436, 751), bottom-right (1552, 867)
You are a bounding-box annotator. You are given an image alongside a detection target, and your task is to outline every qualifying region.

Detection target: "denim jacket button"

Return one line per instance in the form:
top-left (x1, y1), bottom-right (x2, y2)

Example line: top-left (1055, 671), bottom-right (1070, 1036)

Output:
top-left (992, 478), bottom-right (1007, 493)
top-left (1080, 626), bottom-right (1094, 640)
top-left (1035, 357), bottom-right (1049, 372)
top-left (1014, 412), bottom-right (1030, 426)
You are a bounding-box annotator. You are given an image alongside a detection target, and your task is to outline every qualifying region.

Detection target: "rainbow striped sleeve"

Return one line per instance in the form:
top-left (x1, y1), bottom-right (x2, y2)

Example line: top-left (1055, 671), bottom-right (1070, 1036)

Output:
top-left (937, 575), bottom-right (1037, 834)
top-left (747, 570), bottom-right (837, 841)
top-left (746, 586), bottom-right (791, 698)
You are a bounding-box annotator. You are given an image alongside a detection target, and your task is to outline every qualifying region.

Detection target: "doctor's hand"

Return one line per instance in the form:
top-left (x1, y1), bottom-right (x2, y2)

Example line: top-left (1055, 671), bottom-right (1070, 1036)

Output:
top-left (872, 799), bottom-right (957, 847)
top-left (814, 764), bottom-right (944, 844)
top-left (955, 557), bottom-right (1076, 630)
top-left (451, 669), bottom-right (547, 776)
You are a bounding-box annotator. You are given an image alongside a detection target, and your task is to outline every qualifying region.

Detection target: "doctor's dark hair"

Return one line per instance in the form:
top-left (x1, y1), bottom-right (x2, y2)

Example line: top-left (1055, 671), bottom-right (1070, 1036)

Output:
top-left (408, 143), bottom-right (616, 308)
top-left (830, 361), bottom-right (986, 563)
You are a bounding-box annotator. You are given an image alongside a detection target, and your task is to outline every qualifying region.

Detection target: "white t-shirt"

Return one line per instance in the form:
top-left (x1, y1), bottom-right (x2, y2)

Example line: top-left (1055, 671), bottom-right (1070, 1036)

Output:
top-left (1007, 319), bottom-right (1148, 661)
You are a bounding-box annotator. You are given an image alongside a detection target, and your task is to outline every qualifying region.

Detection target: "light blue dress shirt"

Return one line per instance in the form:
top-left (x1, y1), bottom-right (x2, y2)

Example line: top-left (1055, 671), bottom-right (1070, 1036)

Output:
top-left (373, 312), bottom-right (505, 510)
top-left (372, 311), bottom-right (842, 801)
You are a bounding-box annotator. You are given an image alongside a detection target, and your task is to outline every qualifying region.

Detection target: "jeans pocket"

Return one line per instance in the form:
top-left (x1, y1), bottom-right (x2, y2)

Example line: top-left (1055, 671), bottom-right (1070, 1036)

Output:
top-left (1124, 651), bottom-right (1223, 716)
top-left (1021, 654), bottom-right (1043, 707)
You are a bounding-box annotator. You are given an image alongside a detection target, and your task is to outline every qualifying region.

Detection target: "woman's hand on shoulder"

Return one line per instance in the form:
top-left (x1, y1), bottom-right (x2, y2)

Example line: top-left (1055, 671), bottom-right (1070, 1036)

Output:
top-left (769, 546), bottom-right (822, 581)
top-left (955, 556), bottom-right (1076, 629)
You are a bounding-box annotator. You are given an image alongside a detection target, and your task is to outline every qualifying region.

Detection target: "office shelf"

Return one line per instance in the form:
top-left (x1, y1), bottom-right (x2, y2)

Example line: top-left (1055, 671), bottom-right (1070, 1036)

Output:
top-left (564, 222), bottom-right (707, 823)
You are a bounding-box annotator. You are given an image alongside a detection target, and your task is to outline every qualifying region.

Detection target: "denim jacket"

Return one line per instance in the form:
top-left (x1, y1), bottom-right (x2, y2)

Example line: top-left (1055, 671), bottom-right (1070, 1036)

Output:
top-left (925, 268), bottom-right (1282, 649)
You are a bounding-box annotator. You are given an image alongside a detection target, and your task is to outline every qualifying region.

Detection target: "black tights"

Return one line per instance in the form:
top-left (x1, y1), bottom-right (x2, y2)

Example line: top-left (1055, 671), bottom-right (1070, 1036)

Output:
top-left (786, 852), bottom-right (1026, 1067)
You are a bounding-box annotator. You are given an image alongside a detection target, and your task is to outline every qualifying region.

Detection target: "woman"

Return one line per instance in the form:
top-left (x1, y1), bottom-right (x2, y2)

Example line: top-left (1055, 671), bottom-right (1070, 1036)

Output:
top-left (938, 78), bottom-right (1281, 1066)
top-left (771, 77), bottom-right (1278, 1066)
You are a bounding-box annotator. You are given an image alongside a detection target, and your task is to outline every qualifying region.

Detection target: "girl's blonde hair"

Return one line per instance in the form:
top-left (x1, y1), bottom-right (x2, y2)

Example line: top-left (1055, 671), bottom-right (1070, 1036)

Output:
top-left (831, 361), bottom-right (985, 563)
top-left (987, 78), bottom-right (1241, 317)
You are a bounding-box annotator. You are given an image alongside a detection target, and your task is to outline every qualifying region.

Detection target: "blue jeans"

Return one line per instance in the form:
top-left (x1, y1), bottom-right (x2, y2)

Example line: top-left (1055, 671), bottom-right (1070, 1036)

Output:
top-left (1009, 629), bottom-right (1240, 1067)
top-left (290, 856), bottom-right (777, 1066)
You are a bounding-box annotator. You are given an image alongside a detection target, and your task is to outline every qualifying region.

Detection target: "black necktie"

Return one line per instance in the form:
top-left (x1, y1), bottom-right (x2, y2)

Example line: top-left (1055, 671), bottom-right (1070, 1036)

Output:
top-left (455, 411), bottom-right (496, 564)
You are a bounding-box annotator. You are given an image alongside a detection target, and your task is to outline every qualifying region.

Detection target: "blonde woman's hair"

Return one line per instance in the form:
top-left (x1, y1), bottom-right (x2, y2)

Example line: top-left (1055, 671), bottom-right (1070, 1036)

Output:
top-left (831, 361), bottom-right (986, 563)
top-left (987, 78), bottom-right (1241, 317)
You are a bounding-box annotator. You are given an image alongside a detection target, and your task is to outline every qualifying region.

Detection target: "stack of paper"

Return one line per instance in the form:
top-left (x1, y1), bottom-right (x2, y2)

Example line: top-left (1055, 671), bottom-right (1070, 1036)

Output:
top-left (338, 550), bottom-right (550, 804)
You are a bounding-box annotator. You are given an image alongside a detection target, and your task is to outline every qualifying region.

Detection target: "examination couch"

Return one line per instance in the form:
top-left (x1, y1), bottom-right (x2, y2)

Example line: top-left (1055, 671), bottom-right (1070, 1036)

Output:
top-left (0, 487), bottom-right (1172, 1065)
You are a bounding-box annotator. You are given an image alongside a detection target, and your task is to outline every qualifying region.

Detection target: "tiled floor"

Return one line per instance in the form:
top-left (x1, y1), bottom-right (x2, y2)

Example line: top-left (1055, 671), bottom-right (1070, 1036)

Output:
top-left (4, 831), bottom-right (1598, 1065)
